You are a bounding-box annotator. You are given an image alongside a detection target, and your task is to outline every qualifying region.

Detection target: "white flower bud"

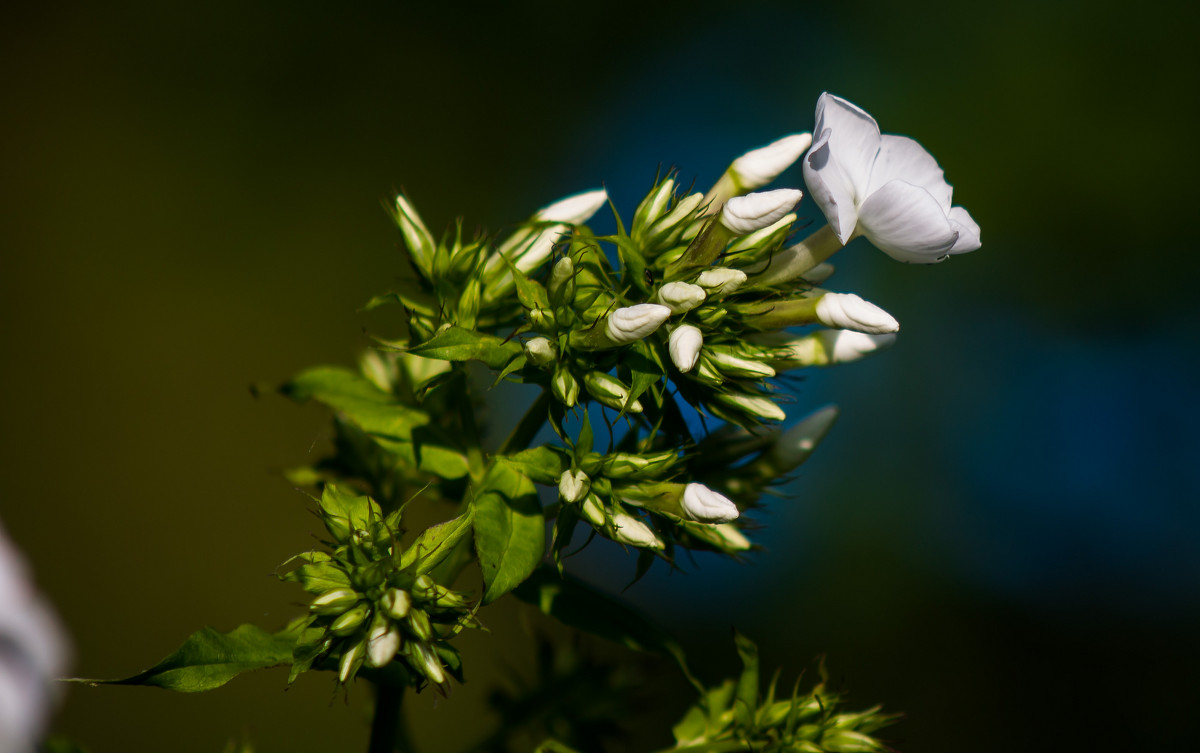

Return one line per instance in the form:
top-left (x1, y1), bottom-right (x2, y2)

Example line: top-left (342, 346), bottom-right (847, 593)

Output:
top-left (338, 641), bottom-right (365, 683)
top-left (605, 303), bottom-right (672, 344)
top-left (729, 133), bottom-right (813, 190)
top-left (696, 268), bottom-right (747, 297)
top-left (412, 641), bottom-right (445, 685)
top-left (713, 523), bottom-right (752, 551)
top-left (536, 189), bottom-right (608, 224)
top-left (580, 493), bottom-right (607, 527)
top-left (381, 588), bottom-right (411, 619)
top-left (681, 483), bottom-right (740, 523)
top-left (310, 588), bottom-right (360, 615)
top-left (547, 256), bottom-right (575, 305)
top-left (523, 336), bottom-right (557, 368)
top-left (610, 512), bottom-right (665, 550)
top-left (583, 371), bottom-right (643, 413)
top-left (814, 293), bottom-right (899, 334)
top-left (815, 329), bottom-right (896, 364)
top-left (720, 189), bottom-right (803, 234)
top-left (365, 624), bottom-right (402, 668)
top-left (669, 325), bottom-right (703, 372)
top-left (558, 469), bottom-right (590, 504)
top-left (714, 392), bottom-right (786, 422)
top-left (654, 282), bottom-right (706, 313)
top-left (769, 405), bottom-right (839, 472)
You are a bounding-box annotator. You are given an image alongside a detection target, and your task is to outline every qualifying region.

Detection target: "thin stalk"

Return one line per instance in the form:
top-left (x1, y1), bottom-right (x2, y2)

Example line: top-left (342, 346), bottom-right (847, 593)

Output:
top-left (368, 682), bottom-right (409, 753)
top-left (498, 389), bottom-right (552, 455)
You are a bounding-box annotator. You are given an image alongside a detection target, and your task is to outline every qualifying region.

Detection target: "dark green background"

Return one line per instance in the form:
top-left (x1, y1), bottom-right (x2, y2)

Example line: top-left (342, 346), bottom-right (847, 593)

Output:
top-left (3, 1), bottom-right (1198, 751)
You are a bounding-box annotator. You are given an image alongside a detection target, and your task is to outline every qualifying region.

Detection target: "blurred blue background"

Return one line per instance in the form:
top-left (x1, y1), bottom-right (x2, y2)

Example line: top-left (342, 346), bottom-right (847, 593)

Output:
top-left (2, 0), bottom-right (1197, 750)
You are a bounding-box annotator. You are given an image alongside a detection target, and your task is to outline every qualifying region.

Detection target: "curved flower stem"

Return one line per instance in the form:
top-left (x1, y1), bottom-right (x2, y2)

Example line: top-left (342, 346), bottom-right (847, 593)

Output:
top-left (498, 389), bottom-right (552, 455)
top-left (744, 223), bottom-right (842, 289)
top-left (368, 682), bottom-right (412, 753)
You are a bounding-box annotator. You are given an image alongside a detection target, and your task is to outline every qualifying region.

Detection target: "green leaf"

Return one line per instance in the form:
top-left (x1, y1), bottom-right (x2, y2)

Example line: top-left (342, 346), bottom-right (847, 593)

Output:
top-left (512, 566), bottom-right (702, 692)
top-left (625, 340), bottom-right (665, 407)
top-left (503, 445), bottom-right (568, 485)
top-left (400, 509), bottom-right (475, 575)
top-left (473, 458), bottom-right (546, 603)
top-left (282, 367), bottom-right (430, 443)
top-left (278, 551), bottom-right (351, 593)
top-left (408, 326), bottom-right (522, 370)
top-left (733, 630), bottom-right (759, 729)
top-left (72, 624), bottom-right (296, 692)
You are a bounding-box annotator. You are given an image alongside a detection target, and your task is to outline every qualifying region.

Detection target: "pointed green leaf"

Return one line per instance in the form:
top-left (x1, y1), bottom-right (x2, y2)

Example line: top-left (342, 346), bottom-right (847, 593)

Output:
top-left (512, 566), bottom-right (702, 692)
top-left (733, 630), bottom-right (759, 728)
top-left (473, 458), bottom-right (546, 603)
top-left (282, 367), bottom-right (430, 443)
top-left (278, 552), bottom-right (351, 593)
top-left (400, 509), bottom-right (475, 575)
top-left (72, 624), bottom-right (297, 692)
top-left (408, 326), bottom-right (523, 370)
top-left (503, 445), bottom-right (568, 485)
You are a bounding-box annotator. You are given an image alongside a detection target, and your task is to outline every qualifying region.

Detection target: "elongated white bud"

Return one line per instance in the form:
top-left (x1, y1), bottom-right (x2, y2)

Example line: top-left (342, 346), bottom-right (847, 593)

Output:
top-left (713, 523), bottom-right (752, 551)
top-left (338, 641), bottom-right (365, 683)
top-left (814, 293), bottom-right (899, 334)
top-left (558, 469), bottom-right (590, 504)
top-left (681, 483), bottom-right (739, 523)
top-left (580, 493), bottom-right (607, 527)
top-left (536, 189), bottom-right (608, 224)
top-left (720, 189), bottom-right (803, 234)
top-left (769, 405), bottom-right (839, 472)
top-left (524, 336), bottom-right (556, 368)
top-left (412, 641), bottom-right (445, 685)
top-left (365, 624), bottom-right (402, 668)
top-left (394, 195), bottom-right (435, 273)
top-left (714, 392), bottom-right (786, 422)
top-left (610, 511), bottom-right (665, 550)
top-left (817, 329), bottom-right (896, 363)
top-left (647, 193), bottom-right (706, 240)
top-left (696, 268), bottom-right (747, 297)
top-left (654, 282), bottom-right (706, 313)
top-left (669, 325), bottom-right (703, 372)
top-left (707, 348), bottom-right (776, 378)
top-left (729, 133), bottom-right (813, 190)
top-left (605, 303), bottom-right (672, 344)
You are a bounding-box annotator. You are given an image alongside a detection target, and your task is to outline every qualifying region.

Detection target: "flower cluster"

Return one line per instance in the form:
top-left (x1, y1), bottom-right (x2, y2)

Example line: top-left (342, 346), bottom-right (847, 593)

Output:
top-left (280, 485), bottom-right (479, 690)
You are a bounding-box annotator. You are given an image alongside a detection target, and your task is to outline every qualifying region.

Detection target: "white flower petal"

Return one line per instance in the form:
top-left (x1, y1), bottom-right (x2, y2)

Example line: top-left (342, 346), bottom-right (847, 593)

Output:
top-left (681, 483), bottom-right (740, 523)
top-left (535, 189), bottom-right (608, 224)
top-left (947, 206), bottom-right (982, 254)
top-left (856, 181), bottom-right (959, 263)
top-left (606, 304), bottom-right (672, 344)
top-left (813, 93), bottom-right (881, 201)
top-left (814, 330), bottom-right (896, 363)
top-left (802, 129), bottom-right (860, 244)
top-left (814, 293), bottom-right (899, 334)
top-left (720, 189), bottom-right (803, 234)
top-left (669, 325), bottom-right (703, 372)
top-left (869, 135), bottom-right (952, 212)
top-left (730, 133), bottom-right (813, 189)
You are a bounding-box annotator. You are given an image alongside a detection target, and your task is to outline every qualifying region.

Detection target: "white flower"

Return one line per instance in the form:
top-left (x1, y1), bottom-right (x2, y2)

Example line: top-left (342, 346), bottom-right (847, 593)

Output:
top-left (814, 293), bottom-right (899, 334)
top-left (815, 329), bottom-right (896, 363)
top-left (681, 483), bottom-right (740, 523)
top-left (803, 93), bottom-right (981, 263)
top-left (605, 303), bottom-right (672, 344)
top-left (558, 469), bottom-right (589, 504)
top-left (610, 512), bottom-right (665, 550)
top-left (768, 405), bottom-right (839, 471)
top-left (696, 268), bottom-right (747, 297)
top-left (365, 624), bottom-right (402, 668)
top-left (720, 189), bottom-right (804, 234)
top-left (1, 521), bottom-right (69, 753)
top-left (729, 133), bottom-right (814, 190)
top-left (536, 189), bottom-right (609, 224)
top-left (654, 282), bottom-right (706, 313)
top-left (669, 326), bottom-right (703, 372)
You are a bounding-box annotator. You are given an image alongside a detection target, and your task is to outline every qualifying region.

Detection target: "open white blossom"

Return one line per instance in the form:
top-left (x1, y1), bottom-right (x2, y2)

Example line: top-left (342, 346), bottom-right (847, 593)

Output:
top-left (606, 303), bottom-right (672, 344)
top-left (720, 189), bottom-right (804, 234)
top-left (669, 325), bottom-right (703, 372)
top-left (814, 293), bottom-right (899, 334)
top-left (803, 93), bottom-right (980, 263)
top-left (681, 483), bottom-right (740, 523)
top-left (611, 512), bottom-right (665, 550)
top-left (1, 522), bottom-right (69, 753)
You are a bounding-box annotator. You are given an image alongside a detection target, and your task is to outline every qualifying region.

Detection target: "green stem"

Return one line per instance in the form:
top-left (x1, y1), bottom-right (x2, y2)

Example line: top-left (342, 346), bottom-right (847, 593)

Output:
top-left (368, 682), bottom-right (409, 753)
top-left (498, 389), bottom-right (552, 455)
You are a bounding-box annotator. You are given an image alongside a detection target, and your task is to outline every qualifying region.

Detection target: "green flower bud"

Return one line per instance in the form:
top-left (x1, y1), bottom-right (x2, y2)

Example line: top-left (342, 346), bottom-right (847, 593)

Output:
top-left (552, 367), bottom-right (579, 407)
top-left (338, 640), bottom-right (365, 683)
top-left (646, 193), bottom-right (706, 245)
top-left (633, 177), bottom-right (676, 237)
top-left (602, 450), bottom-right (677, 478)
top-left (365, 623), bottom-right (402, 669)
top-left (580, 493), bottom-right (607, 527)
top-left (582, 371), bottom-right (642, 413)
top-left (712, 391), bottom-right (786, 422)
top-left (523, 336), bottom-right (557, 369)
top-left (412, 641), bottom-right (446, 685)
top-left (408, 608), bottom-right (433, 642)
top-left (706, 346), bottom-right (777, 378)
top-left (693, 305), bottom-right (728, 327)
top-left (455, 278), bottom-right (481, 329)
top-left (411, 575), bottom-right (436, 600)
top-left (528, 307), bottom-right (556, 333)
top-left (310, 589), bottom-right (360, 615)
top-left (330, 603), bottom-right (371, 636)
top-left (381, 588), bottom-right (412, 619)
top-left (547, 256), bottom-right (577, 308)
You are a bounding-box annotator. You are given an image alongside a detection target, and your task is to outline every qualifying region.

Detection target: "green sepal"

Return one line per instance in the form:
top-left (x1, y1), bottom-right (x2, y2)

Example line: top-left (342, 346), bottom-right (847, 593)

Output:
top-left (70, 624), bottom-right (299, 692)
top-left (472, 458), bottom-right (546, 603)
top-left (407, 325), bottom-right (523, 370)
top-left (399, 509), bottom-right (475, 576)
top-left (512, 566), bottom-right (702, 692)
top-left (318, 483), bottom-right (382, 542)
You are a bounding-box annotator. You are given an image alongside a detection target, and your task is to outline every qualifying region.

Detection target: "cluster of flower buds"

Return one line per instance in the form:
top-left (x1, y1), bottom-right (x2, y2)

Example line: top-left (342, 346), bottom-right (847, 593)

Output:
top-left (281, 485), bottom-right (479, 690)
